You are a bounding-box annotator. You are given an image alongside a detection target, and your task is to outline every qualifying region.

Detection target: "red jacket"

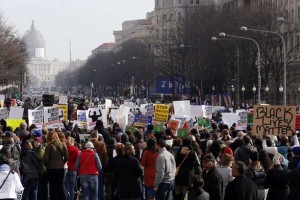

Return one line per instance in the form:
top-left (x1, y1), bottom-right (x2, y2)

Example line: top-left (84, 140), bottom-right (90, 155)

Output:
top-left (141, 149), bottom-right (158, 187)
top-left (78, 149), bottom-right (98, 175)
top-left (67, 145), bottom-right (80, 171)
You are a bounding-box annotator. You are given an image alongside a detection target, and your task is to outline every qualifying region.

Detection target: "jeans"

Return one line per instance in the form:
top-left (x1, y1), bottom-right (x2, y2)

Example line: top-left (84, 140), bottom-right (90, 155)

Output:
top-left (155, 181), bottom-right (175, 200)
top-left (65, 171), bottom-right (77, 200)
top-left (98, 170), bottom-right (104, 200)
top-left (38, 172), bottom-right (48, 200)
top-left (22, 178), bottom-right (38, 200)
top-left (63, 169), bottom-right (68, 199)
top-left (48, 168), bottom-right (66, 200)
top-left (80, 175), bottom-right (98, 200)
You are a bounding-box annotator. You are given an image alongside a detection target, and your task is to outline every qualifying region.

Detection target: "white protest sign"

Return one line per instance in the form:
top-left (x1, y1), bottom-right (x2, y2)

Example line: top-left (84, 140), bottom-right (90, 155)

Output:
top-left (117, 116), bottom-right (127, 133)
top-left (222, 113), bottom-right (239, 128)
top-left (98, 104), bottom-right (106, 109)
top-left (44, 107), bottom-right (60, 129)
top-left (202, 106), bottom-right (213, 119)
top-left (190, 105), bottom-right (203, 117)
top-left (0, 108), bottom-right (8, 120)
top-left (9, 107), bottom-right (24, 119)
top-left (28, 109), bottom-right (44, 129)
top-left (117, 104), bottom-right (130, 125)
top-left (110, 109), bottom-right (118, 123)
top-left (236, 109), bottom-right (248, 130)
top-left (173, 100), bottom-right (191, 116)
top-left (77, 110), bottom-right (87, 129)
top-left (140, 104), bottom-right (154, 116)
top-left (128, 112), bottom-right (135, 126)
top-left (105, 99), bottom-right (112, 109)
top-left (59, 95), bottom-right (68, 105)
top-left (212, 106), bottom-right (226, 113)
top-left (87, 108), bottom-right (103, 130)
top-left (102, 109), bottom-right (108, 128)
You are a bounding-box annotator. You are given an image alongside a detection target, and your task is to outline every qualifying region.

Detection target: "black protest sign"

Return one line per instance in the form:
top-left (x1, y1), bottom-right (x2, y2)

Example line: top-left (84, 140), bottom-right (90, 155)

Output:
top-left (253, 105), bottom-right (296, 136)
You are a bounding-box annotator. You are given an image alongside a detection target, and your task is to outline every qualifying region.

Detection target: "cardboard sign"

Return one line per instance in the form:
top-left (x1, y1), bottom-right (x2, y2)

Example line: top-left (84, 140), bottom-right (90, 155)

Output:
top-left (154, 104), bottom-right (169, 122)
top-left (44, 107), bottom-right (60, 129)
top-left (177, 128), bottom-right (188, 138)
top-left (0, 108), bottom-right (8, 120)
top-left (28, 109), bottom-right (44, 129)
top-left (59, 95), bottom-right (68, 105)
top-left (9, 107), bottom-right (24, 119)
top-left (190, 105), bottom-right (202, 117)
top-left (253, 105), bottom-right (296, 136)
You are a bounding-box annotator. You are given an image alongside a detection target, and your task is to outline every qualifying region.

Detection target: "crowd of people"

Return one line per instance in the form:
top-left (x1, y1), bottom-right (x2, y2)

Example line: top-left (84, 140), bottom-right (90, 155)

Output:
top-left (0, 114), bottom-right (300, 200)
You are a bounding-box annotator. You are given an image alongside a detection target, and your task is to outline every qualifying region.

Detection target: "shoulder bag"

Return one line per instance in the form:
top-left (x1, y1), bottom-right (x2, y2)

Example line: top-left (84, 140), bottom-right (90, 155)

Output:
top-left (175, 151), bottom-right (190, 176)
top-left (0, 170), bottom-right (12, 190)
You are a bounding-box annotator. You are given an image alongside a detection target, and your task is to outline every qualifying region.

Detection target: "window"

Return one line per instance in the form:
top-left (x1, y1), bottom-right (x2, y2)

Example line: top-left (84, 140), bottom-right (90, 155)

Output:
top-left (290, 36), bottom-right (294, 51)
top-left (285, 10), bottom-right (288, 20)
top-left (179, 0), bottom-right (181, 3)
top-left (190, 0), bottom-right (193, 4)
top-left (196, 0), bottom-right (199, 4)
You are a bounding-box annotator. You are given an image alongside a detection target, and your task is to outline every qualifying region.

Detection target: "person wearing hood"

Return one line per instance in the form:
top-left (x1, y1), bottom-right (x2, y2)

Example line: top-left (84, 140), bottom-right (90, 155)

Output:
top-left (22, 97), bottom-right (37, 124)
top-left (0, 153), bottom-right (23, 199)
top-left (75, 141), bottom-right (102, 200)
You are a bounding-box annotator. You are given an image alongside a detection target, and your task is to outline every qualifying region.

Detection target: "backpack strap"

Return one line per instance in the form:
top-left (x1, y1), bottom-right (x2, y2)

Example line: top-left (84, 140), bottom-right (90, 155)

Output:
top-left (0, 170), bottom-right (12, 190)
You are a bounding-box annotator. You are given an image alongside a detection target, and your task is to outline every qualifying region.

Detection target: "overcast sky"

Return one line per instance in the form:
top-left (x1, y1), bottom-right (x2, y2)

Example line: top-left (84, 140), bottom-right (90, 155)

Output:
top-left (0, 0), bottom-right (154, 62)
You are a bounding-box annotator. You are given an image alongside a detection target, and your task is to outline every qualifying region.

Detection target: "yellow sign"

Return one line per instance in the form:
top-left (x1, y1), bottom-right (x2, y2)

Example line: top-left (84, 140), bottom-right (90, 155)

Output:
top-left (154, 104), bottom-right (169, 122)
top-left (7, 119), bottom-right (26, 131)
top-left (54, 104), bottom-right (68, 121)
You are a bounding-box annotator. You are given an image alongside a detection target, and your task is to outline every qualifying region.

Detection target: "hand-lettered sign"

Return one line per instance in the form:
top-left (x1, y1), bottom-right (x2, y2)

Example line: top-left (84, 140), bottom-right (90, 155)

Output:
top-left (253, 105), bottom-right (296, 136)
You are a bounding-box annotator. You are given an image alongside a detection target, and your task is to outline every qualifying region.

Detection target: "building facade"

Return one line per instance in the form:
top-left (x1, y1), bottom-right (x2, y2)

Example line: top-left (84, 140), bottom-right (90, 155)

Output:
top-left (23, 21), bottom-right (68, 87)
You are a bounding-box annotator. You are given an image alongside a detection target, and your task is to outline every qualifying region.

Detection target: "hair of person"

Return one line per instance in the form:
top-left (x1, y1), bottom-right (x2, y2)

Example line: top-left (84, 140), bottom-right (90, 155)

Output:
top-left (259, 150), bottom-right (273, 170)
top-left (147, 138), bottom-right (157, 152)
top-left (156, 138), bottom-right (166, 148)
top-left (172, 137), bottom-right (183, 147)
top-left (124, 143), bottom-right (133, 155)
top-left (221, 129), bottom-right (229, 137)
top-left (0, 153), bottom-right (10, 166)
top-left (46, 131), bottom-right (61, 143)
top-left (211, 122), bottom-right (218, 130)
top-left (165, 128), bottom-right (173, 136)
top-left (115, 143), bottom-right (125, 156)
top-left (188, 134), bottom-right (196, 142)
top-left (190, 175), bottom-right (204, 195)
top-left (235, 161), bottom-right (247, 175)
top-left (219, 153), bottom-right (233, 167)
top-left (265, 137), bottom-right (273, 147)
top-left (243, 135), bottom-right (251, 144)
top-left (66, 136), bottom-right (75, 146)
top-left (190, 128), bottom-right (198, 136)
top-left (19, 122), bottom-right (27, 129)
top-left (246, 125), bottom-right (252, 132)
top-left (90, 130), bottom-right (98, 139)
top-left (280, 135), bottom-right (288, 145)
top-left (133, 130), bottom-right (143, 141)
top-left (57, 131), bottom-right (66, 143)
top-left (42, 128), bottom-right (48, 135)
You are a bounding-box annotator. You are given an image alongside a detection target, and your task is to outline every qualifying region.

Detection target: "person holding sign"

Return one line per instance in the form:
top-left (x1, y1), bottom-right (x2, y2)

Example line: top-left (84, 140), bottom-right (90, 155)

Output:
top-left (89, 109), bottom-right (102, 122)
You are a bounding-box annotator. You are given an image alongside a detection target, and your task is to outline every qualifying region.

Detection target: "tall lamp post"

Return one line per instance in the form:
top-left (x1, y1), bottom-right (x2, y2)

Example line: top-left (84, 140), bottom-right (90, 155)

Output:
top-left (219, 32), bottom-right (261, 105)
top-left (265, 85), bottom-right (269, 103)
top-left (279, 84), bottom-right (284, 104)
top-left (211, 36), bottom-right (240, 108)
top-left (240, 26), bottom-right (286, 105)
top-left (212, 85), bottom-right (215, 106)
top-left (231, 85), bottom-right (235, 110)
top-left (252, 85), bottom-right (257, 105)
top-left (132, 56), bottom-right (149, 99)
top-left (241, 85), bottom-right (245, 108)
top-left (90, 82), bottom-right (94, 106)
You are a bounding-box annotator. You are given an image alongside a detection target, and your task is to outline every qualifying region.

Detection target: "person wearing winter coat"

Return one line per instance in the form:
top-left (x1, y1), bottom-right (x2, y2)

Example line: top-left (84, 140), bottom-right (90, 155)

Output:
top-left (234, 135), bottom-right (257, 166)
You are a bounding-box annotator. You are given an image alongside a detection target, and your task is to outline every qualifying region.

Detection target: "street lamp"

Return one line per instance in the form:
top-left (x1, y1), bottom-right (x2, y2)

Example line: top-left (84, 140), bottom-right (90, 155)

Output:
top-left (132, 56), bottom-right (149, 99)
top-left (252, 85), bottom-right (257, 105)
top-left (279, 84), bottom-right (283, 92)
top-left (219, 32), bottom-right (261, 105)
top-left (265, 85), bottom-right (269, 103)
top-left (212, 36), bottom-right (240, 107)
top-left (277, 17), bottom-right (300, 24)
top-left (240, 26), bottom-right (287, 105)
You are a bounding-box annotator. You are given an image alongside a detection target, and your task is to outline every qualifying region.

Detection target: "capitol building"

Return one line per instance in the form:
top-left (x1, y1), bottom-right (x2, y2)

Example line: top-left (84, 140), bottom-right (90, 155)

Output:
top-left (23, 21), bottom-right (68, 88)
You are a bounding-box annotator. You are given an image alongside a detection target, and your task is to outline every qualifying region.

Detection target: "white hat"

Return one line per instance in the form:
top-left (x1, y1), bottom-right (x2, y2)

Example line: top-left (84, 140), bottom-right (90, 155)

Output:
top-left (85, 141), bottom-right (94, 149)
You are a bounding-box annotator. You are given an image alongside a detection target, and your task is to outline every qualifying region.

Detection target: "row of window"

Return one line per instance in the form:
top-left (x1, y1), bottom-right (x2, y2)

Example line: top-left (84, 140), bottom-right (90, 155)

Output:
top-left (156, 0), bottom-right (200, 6)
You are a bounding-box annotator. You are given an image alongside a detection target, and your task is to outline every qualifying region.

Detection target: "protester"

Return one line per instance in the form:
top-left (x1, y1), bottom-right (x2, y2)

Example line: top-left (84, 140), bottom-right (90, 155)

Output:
top-left (43, 131), bottom-right (69, 200)
top-left (0, 153), bottom-right (24, 199)
top-left (187, 175), bottom-right (209, 200)
top-left (154, 138), bottom-right (176, 200)
top-left (224, 161), bottom-right (258, 200)
top-left (234, 135), bottom-right (257, 166)
top-left (141, 138), bottom-right (158, 200)
top-left (202, 154), bottom-right (223, 200)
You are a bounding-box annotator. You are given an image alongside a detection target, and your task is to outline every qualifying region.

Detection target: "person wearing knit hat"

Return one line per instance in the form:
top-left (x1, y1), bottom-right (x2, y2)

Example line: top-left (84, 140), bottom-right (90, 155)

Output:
top-left (222, 146), bottom-right (233, 157)
top-left (288, 146), bottom-right (300, 170)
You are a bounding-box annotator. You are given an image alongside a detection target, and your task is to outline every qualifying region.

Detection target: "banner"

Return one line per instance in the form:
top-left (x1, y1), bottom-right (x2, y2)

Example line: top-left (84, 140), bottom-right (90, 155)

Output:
top-left (253, 105), bottom-right (296, 136)
top-left (154, 104), bottom-right (169, 122)
top-left (28, 110), bottom-right (44, 129)
top-left (0, 108), bottom-right (8, 120)
top-left (44, 107), bottom-right (60, 129)
top-left (134, 114), bottom-right (153, 127)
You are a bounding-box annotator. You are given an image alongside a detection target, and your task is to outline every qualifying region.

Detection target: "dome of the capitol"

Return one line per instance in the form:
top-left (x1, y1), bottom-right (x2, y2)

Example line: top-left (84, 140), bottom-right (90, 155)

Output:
top-left (23, 21), bottom-right (46, 58)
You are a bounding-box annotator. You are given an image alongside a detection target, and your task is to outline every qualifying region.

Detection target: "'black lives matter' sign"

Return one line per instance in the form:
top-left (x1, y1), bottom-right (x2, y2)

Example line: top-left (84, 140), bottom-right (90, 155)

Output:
top-left (253, 105), bottom-right (296, 136)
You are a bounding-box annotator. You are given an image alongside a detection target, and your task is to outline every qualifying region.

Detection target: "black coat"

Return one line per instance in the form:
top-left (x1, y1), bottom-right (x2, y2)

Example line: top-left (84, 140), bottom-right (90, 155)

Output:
top-left (113, 154), bottom-right (143, 199)
top-left (203, 166), bottom-right (223, 200)
top-left (224, 175), bottom-right (257, 200)
top-left (264, 165), bottom-right (290, 200)
top-left (288, 168), bottom-right (300, 200)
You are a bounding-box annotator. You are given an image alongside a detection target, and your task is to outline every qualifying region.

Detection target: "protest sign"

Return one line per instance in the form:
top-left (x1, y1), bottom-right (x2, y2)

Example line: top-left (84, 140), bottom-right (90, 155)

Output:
top-left (197, 118), bottom-right (212, 130)
top-left (28, 110), bottom-right (43, 129)
top-left (110, 109), bottom-right (118, 123)
top-left (54, 104), bottom-right (68, 121)
top-left (140, 103), bottom-right (154, 116)
top-left (59, 95), bottom-right (68, 105)
top-left (202, 106), bottom-right (212, 119)
top-left (128, 113), bottom-right (135, 126)
top-left (190, 105), bottom-right (203, 117)
top-left (154, 125), bottom-right (164, 133)
top-left (105, 99), bottom-right (112, 109)
top-left (0, 108), bottom-right (8, 120)
top-left (221, 113), bottom-right (238, 128)
top-left (171, 115), bottom-right (187, 129)
top-left (77, 110), bottom-right (87, 129)
top-left (296, 114), bottom-right (300, 130)
top-left (44, 107), bottom-right (60, 129)
top-left (177, 128), bottom-right (188, 138)
top-left (98, 104), bottom-right (106, 109)
top-left (173, 100), bottom-right (191, 116)
top-left (0, 95), bottom-right (5, 107)
top-left (236, 110), bottom-right (248, 130)
top-left (154, 104), bottom-right (169, 122)
top-left (7, 119), bottom-right (25, 131)
top-left (134, 114), bottom-right (153, 127)
top-left (87, 108), bottom-right (103, 130)
top-left (9, 107), bottom-right (24, 119)
top-left (167, 119), bottom-right (180, 133)
top-left (253, 105), bottom-right (296, 136)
